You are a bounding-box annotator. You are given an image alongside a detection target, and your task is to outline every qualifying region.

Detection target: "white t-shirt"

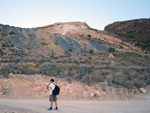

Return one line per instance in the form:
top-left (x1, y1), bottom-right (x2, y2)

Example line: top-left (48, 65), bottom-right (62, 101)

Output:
top-left (48, 82), bottom-right (56, 95)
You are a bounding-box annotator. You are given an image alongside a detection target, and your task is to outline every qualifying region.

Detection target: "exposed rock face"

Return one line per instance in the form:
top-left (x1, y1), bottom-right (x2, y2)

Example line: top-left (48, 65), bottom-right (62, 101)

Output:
top-left (0, 23), bottom-right (110, 60)
top-left (104, 18), bottom-right (150, 53)
top-left (37, 22), bottom-right (145, 53)
top-left (0, 21), bottom-right (145, 62)
top-left (37, 22), bottom-right (100, 38)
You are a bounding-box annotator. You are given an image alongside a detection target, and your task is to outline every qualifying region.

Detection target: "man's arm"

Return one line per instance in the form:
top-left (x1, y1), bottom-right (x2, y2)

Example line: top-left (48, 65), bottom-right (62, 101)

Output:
top-left (47, 83), bottom-right (50, 89)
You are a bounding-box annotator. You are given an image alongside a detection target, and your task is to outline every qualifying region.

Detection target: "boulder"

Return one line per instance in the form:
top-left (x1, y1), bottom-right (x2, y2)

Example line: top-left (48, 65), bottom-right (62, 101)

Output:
top-left (94, 91), bottom-right (100, 97)
top-left (82, 95), bottom-right (88, 99)
top-left (0, 92), bottom-right (3, 95)
top-left (139, 88), bottom-right (147, 94)
top-left (108, 54), bottom-right (115, 59)
top-left (90, 92), bottom-right (95, 97)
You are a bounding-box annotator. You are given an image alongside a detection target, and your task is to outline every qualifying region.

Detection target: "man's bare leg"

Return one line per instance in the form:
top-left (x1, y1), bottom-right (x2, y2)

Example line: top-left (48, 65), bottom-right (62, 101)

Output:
top-left (55, 101), bottom-right (58, 110)
top-left (50, 101), bottom-right (53, 108)
top-left (55, 101), bottom-right (58, 107)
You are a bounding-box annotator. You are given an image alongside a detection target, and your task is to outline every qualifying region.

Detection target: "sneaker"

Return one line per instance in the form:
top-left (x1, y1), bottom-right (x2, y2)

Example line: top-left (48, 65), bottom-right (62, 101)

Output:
top-left (55, 107), bottom-right (58, 110)
top-left (48, 107), bottom-right (52, 110)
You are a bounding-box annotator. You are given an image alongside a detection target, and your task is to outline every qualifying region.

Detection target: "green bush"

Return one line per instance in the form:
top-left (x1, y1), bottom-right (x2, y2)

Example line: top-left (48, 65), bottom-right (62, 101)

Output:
top-left (89, 50), bottom-right (93, 54)
top-left (41, 42), bottom-right (48, 45)
top-left (108, 47), bottom-right (116, 52)
top-left (9, 31), bottom-right (15, 35)
top-left (69, 49), bottom-right (72, 52)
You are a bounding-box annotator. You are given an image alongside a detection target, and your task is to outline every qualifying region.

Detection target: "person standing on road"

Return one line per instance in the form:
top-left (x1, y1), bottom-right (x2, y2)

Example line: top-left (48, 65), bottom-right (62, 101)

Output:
top-left (47, 79), bottom-right (58, 110)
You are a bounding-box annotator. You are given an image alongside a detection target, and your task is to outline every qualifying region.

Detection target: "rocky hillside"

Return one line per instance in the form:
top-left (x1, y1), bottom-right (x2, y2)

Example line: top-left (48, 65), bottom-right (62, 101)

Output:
top-left (0, 21), bottom-right (150, 98)
top-left (104, 18), bottom-right (150, 53)
top-left (37, 22), bottom-right (144, 53)
top-left (0, 21), bottom-right (144, 62)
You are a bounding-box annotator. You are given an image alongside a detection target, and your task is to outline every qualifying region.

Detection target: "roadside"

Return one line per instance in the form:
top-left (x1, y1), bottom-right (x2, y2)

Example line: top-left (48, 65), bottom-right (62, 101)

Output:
top-left (0, 94), bottom-right (150, 113)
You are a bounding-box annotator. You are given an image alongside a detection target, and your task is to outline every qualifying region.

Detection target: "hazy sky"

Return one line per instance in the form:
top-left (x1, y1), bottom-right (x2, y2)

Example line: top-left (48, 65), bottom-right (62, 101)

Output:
top-left (0, 0), bottom-right (149, 30)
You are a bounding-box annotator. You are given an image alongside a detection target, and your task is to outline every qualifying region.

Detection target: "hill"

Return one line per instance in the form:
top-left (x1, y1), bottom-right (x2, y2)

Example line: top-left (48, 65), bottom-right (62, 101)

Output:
top-left (0, 21), bottom-right (150, 100)
top-left (104, 18), bottom-right (150, 53)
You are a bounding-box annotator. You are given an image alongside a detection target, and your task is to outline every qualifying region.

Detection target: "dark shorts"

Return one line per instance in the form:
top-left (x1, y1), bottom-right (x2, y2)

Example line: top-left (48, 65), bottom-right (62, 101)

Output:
top-left (49, 95), bottom-right (57, 102)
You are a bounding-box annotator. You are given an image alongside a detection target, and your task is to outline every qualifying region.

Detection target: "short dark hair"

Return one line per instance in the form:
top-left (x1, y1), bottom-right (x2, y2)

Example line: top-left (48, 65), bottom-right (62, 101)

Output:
top-left (50, 79), bottom-right (54, 82)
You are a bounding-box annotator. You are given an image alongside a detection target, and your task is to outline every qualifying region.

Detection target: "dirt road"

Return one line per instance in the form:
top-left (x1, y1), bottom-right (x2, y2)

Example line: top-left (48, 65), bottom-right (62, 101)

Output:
top-left (0, 95), bottom-right (150, 113)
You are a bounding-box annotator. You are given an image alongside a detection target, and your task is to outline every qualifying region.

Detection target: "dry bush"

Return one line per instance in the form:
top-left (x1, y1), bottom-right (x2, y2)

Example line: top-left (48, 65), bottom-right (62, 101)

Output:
top-left (123, 80), bottom-right (135, 89)
top-left (133, 79), bottom-right (145, 88)
top-left (22, 66), bottom-right (40, 75)
top-left (0, 64), bottom-right (10, 78)
top-left (39, 63), bottom-right (57, 76)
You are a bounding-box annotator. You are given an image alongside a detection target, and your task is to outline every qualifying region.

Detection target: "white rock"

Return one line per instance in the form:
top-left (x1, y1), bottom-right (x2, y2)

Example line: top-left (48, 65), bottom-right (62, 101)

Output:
top-left (108, 54), bottom-right (115, 59)
top-left (90, 92), bottom-right (95, 97)
top-left (94, 91), bottom-right (100, 97)
top-left (139, 88), bottom-right (147, 94)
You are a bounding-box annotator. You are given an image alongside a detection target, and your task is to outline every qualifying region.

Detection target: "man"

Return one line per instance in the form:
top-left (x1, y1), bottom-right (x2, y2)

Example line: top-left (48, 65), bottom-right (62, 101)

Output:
top-left (47, 79), bottom-right (58, 110)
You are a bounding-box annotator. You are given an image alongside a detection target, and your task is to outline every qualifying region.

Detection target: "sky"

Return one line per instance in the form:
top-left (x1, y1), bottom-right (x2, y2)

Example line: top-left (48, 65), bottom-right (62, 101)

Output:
top-left (0, 0), bottom-right (149, 30)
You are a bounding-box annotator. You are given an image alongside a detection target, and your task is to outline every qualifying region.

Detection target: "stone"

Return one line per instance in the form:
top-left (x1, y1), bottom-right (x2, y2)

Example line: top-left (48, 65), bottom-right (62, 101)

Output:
top-left (82, 95), bottom-right (88, 99)
top-left (108, 54), bottom-right (115, 59)
top-left (139, 88), bottom-right (147, 94)
top-left (32, 63), bottom-right (37, 67)
top-left (94, 91), bottom-right (100, 97)
top-left (90, 92), bottom-right (95, 97)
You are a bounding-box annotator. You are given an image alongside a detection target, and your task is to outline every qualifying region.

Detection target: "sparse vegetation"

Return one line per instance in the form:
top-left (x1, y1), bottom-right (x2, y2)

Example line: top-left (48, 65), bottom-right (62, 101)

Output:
top-left (108, 47), bottom-right (116, 52)
top-left (0, 21), bottom-right (150, 91)
top-left (41, 42), bottom-right (48, 45)
top-left (69, 49), bottom-right (73, 52)
top-left (89, 50), bottom-right (94, 54)
top-left (87, 34), bottom-right (91, 37)
top-left (9, 31), bottom-right (15, 35)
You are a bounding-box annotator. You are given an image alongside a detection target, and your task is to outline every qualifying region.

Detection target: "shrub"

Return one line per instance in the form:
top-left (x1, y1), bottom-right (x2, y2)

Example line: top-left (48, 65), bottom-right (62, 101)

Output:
top-left (9, 31), bottom-right (15, 35)
top-left (0, 64), bottom-right (10, 78)
top-left (108, 47), bottom-right (116, 52)
top-left (69, 49), bottom-right (72, 52)
top-left (134, 79), bottom-right (145, 88)
top-left (39, 63), bottom-right (57, 76)
top-left (41, 42), bottom-right (48, 45)
top-left (123, 80), bottom-right (135, 89)
top-left (74, 60), bottom-right (80, 65)
top-left (23, 66), bottom-right (40, 75)
top-left (0, 49), bottom-right (4, 55)
top-left (146, 77), bottom-right (150, 85)
top-left (89, 50), bottom-right (93, 54)
top-left (87, 34), bottom-right (91, 37)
